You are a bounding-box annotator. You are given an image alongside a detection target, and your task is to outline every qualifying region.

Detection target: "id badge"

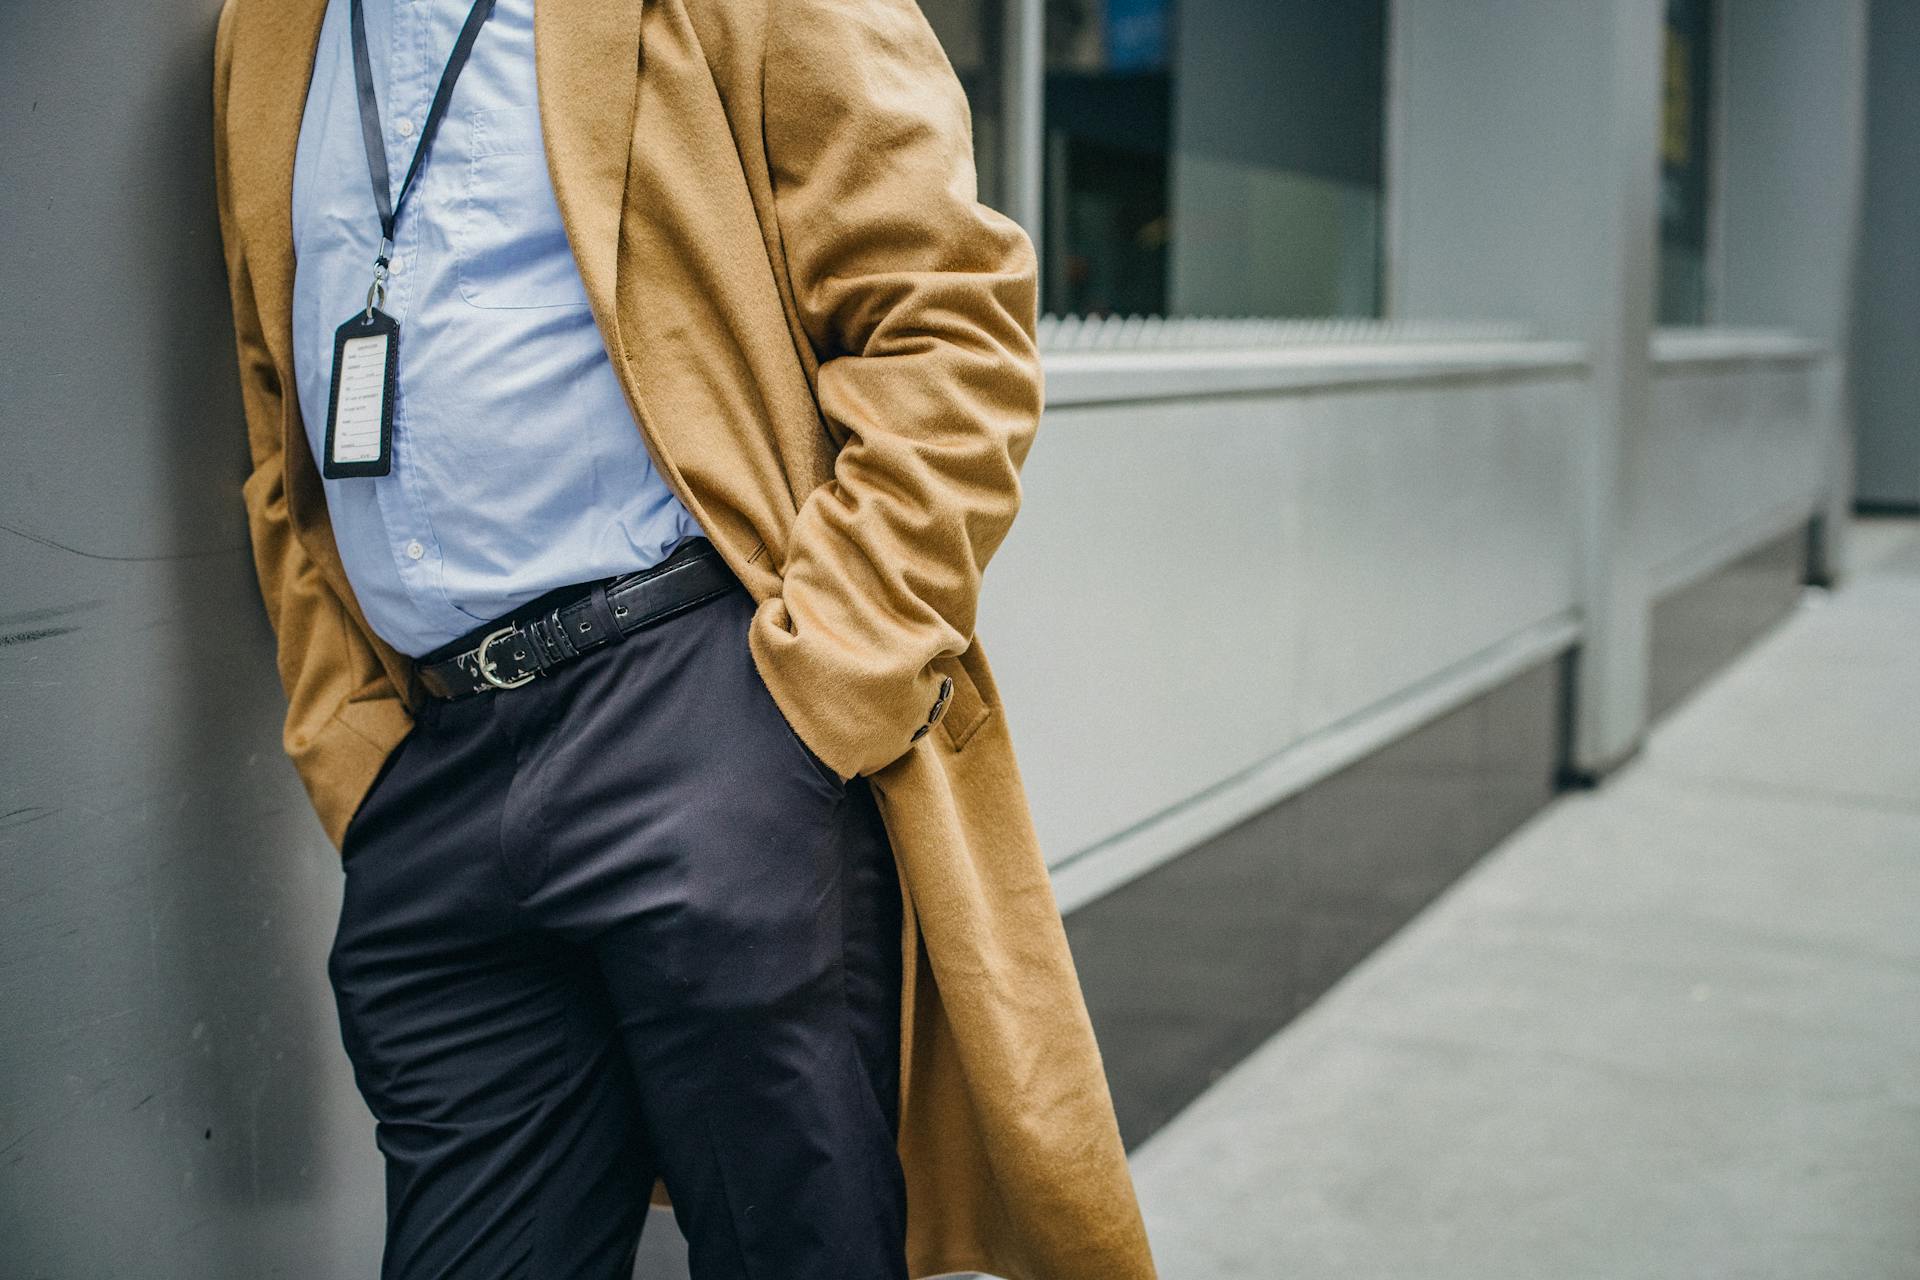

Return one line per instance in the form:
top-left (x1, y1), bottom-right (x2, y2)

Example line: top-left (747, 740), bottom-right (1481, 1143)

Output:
top-left (322, 307), bottom-right (399, 479)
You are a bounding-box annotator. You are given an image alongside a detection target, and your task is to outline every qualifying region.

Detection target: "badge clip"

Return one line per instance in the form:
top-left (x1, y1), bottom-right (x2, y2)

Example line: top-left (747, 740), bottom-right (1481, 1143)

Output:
top-left (363, 237), bottom-right (395, 322)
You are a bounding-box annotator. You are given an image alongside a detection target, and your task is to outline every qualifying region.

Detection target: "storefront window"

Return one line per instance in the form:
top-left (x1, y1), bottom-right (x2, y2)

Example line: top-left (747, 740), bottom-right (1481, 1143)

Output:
top-left (1659, 0), bottom-right (1715, 326)
top-left (921, 0), bottom-right (1007, 212)
top-left (1042, 0), bottom-right (1386, 320)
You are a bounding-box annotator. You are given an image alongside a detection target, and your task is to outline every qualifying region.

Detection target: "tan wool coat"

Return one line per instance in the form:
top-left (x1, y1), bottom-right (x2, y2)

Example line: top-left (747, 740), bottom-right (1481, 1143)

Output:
top-left (209, 0), bottom-right (1156, 1276)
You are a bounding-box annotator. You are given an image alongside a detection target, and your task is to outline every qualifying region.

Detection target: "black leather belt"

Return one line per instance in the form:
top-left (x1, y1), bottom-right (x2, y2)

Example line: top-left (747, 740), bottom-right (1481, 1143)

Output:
top-left (414, 537), bottom-right (738, 700)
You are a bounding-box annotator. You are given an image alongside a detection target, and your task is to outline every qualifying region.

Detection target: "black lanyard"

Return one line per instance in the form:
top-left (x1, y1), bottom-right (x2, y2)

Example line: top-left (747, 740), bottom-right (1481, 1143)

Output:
top-left (348, 0), bottom-right (497, 315)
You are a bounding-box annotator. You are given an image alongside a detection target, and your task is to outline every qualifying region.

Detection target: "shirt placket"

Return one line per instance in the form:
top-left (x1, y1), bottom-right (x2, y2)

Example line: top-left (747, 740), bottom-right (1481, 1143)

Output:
top-left (372, 0), bottom-right (452, 620)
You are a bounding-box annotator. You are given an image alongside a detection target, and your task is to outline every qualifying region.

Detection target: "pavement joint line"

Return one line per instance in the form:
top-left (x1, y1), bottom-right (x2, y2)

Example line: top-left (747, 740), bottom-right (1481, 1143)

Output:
top-left (1630, 766), bottom-right (1920, 820)
top-left (1317, 1018), bottom-right (1918, 1088)
top-left (1363, 916), bottom-right (1920, 978)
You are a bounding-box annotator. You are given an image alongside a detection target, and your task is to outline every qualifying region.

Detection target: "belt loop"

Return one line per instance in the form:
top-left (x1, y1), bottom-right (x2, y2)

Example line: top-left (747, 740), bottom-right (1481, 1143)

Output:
top-left (402, 662), bottom-right (428, 712)
top-left (541, 606), bottom-right (577, 662)
top-left (521, 615), bottom-right (558, 671)
top-left (585, 581), bottom-right (623, 645)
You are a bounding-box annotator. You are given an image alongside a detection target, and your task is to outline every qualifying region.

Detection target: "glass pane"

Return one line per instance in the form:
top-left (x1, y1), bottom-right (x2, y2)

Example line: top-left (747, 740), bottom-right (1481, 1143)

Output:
top-left (1043, 0), bottom-right (1386, 321)
top-left (1659, 0), bottom-right (1714, 326)
top-left (921, 0), bottom-right (1006, 212)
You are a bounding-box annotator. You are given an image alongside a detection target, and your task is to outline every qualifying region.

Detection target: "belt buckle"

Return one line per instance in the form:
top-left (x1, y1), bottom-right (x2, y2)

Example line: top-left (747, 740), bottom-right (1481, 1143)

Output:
top-left (475, 624), bottom-right (537, 690)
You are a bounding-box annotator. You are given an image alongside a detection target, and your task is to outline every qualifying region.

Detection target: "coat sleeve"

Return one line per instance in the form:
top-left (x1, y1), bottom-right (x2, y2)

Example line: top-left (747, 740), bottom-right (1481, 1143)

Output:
top-left (746, 0), bottom-right (1044, 782)
top-left (212, 0), bottom-right (411, 849)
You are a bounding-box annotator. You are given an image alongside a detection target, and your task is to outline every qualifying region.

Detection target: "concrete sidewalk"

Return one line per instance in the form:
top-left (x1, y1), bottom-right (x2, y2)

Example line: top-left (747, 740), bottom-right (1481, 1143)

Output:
top-left (1129, 517), bottom-right (1920, 1279)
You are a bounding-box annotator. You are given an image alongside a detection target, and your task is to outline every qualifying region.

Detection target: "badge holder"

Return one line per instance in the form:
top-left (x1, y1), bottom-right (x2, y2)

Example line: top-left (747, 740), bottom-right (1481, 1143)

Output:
top-left (323, 253), bottom-right (399, 480)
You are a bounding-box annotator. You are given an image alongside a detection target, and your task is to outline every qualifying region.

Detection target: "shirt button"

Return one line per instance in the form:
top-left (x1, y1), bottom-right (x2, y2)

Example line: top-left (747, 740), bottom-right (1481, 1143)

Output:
top-left (396, 118), bottom-right (416, 138)
top-left (405, 540), bottom-right (425, 560)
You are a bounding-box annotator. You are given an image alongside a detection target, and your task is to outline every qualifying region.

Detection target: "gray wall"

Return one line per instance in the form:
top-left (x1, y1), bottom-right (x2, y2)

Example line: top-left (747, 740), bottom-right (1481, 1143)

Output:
top-left (1386, 0), bottom-right (1873, 769)
top-left (0, 1), bottom-right (404, 1273)
top-left (1715, 0), bottom-right (1870, 349)
top-left (1713, 0), bottom-right (1870, 577)
top-left (1387, 0), bottom-right (1629, 340)
top-left (1853, 0), bottom-right (1920, 508)
top-left (1388, 0), bottom-right (1667, 776)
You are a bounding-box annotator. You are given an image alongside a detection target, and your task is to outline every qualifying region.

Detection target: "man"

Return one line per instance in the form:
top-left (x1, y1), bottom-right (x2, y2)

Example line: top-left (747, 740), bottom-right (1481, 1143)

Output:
top-left (211, 0), bottom-right (1156, 1277)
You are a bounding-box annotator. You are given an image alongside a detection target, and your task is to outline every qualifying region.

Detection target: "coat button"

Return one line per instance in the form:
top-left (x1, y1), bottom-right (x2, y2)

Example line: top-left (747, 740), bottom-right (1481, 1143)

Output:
top-left (928, 675), bottom-right (953, 724)
top-left (910, 723), bottom-right (930, 742)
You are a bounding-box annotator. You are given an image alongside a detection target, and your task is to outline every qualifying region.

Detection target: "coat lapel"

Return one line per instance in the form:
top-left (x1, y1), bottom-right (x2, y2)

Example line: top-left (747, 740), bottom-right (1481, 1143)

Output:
top-left (224, 0), bottom-right (329, 389)
top-left (534, 0), bottom-right (646, 335)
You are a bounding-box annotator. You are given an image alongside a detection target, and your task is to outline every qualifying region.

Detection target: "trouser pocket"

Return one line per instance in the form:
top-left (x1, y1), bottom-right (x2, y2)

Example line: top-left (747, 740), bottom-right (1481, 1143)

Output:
top-left (732, 605), bottom-right (847, 795)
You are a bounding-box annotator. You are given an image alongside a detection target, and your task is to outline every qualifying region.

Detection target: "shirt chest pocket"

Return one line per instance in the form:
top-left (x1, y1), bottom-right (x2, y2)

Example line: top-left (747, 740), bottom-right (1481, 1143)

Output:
top-left (455, 107), bottom-right (592, 310)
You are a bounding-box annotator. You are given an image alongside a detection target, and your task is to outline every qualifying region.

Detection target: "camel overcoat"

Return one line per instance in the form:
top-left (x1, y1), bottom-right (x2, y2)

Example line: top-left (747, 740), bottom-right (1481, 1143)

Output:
top-left (209, 0), bottom-right (1156, 1276)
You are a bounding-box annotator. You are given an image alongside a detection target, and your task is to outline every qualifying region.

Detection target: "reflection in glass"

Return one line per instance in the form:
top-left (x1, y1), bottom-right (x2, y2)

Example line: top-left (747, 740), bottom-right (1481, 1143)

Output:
top-left (1659, 0), bottom-right (1715, 326)
top-left (1043, 0), bottom-right (1386, 321)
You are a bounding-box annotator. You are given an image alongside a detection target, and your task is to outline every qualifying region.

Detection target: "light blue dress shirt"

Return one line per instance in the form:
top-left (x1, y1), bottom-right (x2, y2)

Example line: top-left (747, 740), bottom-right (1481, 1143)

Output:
top-left (290, 0), bottom-right (705, 658)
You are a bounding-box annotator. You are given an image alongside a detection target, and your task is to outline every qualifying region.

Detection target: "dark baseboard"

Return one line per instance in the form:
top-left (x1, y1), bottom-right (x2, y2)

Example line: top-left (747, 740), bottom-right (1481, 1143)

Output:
top-left (1065, 650), bottom-right (1570, 1150)
top-left (1646, 522), bottom-right (1809, 723)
